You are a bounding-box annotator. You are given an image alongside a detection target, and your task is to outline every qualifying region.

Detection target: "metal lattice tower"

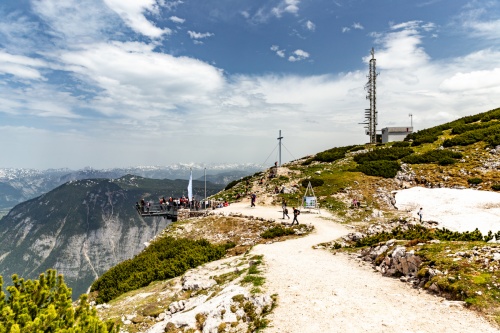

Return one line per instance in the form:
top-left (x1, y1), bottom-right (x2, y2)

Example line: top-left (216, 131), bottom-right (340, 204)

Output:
top-left (363, 48), bottom-right (378, 144)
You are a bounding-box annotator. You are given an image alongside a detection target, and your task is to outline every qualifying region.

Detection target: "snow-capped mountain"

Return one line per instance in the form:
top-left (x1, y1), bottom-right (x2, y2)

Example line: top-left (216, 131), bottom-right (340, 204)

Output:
top-left (0, 163), bottom-right (263, 211)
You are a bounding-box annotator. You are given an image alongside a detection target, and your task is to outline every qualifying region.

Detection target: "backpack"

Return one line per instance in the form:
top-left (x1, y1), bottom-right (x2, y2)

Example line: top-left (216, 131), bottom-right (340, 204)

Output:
top-left (284, 208), bottom-right (288, 214)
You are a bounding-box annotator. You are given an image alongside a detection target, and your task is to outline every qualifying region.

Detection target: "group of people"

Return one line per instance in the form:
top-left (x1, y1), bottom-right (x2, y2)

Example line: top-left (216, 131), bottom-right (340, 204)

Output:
top-left (136, 196), bottom-right (207, 214)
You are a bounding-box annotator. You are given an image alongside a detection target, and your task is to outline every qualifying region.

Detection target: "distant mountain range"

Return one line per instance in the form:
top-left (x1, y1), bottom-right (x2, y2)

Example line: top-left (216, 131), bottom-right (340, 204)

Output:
top-left (0, 175), bottom-right (225, 299)
top-left (0, 163), bottom-right (263, 211)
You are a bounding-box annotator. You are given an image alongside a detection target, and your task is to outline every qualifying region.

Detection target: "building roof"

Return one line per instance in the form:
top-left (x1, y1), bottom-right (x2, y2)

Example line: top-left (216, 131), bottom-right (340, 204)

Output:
top-left (382, 127), bottom-right (413, 133)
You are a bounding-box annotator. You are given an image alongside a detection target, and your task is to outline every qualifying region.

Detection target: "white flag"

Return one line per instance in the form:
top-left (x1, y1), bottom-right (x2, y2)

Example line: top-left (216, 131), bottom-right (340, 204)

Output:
top-left (187, 170), bottom-right (193, 201)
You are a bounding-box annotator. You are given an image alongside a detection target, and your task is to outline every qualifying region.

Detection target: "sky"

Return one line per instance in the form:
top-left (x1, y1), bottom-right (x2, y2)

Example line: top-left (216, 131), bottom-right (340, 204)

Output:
top-left (0, 0), bottom-right (499, 170)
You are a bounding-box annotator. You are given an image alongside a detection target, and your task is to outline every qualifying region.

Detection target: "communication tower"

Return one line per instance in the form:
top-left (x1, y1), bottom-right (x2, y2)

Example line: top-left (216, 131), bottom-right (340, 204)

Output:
top-left (362, 48), bottom-right (378, 144)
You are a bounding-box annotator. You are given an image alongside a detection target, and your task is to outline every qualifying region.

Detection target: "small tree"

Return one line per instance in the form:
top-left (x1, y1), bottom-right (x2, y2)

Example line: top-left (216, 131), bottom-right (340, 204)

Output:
top-left (0, 270), bottom-right (119, 333)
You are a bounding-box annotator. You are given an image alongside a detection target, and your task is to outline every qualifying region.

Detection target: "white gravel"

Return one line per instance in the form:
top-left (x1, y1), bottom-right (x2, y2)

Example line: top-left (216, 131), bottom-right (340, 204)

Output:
top-left (219, 199), bottom-right (500, 333)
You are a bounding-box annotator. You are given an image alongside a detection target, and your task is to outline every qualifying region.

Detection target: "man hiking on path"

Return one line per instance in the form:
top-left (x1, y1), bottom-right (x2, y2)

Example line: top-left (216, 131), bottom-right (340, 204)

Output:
top-left (251, 193), bottom-right (256, 207)
top-left (292, 207), bottom-right (300, 225)
top-left (283, 206), bottom-right (290, 219)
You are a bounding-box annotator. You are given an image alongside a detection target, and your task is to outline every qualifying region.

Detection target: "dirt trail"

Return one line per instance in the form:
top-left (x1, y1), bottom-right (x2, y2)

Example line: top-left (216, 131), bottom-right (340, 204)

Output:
top-left (219, 202), bottom-right (499, 333)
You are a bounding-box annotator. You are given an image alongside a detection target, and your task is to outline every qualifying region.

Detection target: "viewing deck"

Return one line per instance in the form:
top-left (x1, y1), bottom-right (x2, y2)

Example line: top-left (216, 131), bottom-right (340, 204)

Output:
top-left (136, 204), bottom-right (180, 221)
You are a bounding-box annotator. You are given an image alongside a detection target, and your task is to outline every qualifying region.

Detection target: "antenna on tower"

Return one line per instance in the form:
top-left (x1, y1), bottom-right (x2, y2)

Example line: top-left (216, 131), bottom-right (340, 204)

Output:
top-left (277, 130), bottom-right (283, 167)
top-left (360, 48), bottom-right (378, 144)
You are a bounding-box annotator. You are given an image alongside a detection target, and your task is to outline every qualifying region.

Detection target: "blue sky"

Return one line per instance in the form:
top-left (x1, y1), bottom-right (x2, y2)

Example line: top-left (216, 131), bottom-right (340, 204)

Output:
top-left (0, 0), bottom-right (499, 169)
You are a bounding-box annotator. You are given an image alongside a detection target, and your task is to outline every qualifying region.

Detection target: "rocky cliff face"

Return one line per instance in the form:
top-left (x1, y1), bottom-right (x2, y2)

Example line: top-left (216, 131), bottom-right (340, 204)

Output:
top-left (0, 175), bottom-right (223, 299)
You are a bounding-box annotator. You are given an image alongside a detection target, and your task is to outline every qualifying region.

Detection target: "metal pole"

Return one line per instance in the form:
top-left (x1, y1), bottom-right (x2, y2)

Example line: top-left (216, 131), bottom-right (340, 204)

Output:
top-left (409, 113), bottom-right (413, 128)
top-left (204, 168), bottom-right (206, 209)
top-left (277, 130), bottom-right (283, 166)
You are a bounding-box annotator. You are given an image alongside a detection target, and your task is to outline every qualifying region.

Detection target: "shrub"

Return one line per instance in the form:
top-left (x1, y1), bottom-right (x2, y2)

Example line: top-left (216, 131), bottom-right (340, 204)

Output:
top-left (406, 128), bottom-right (444, 146)
top-left (485, 133), bottom-right (500, 147)
top-left (392, 141), bottom-right (410, 147)
top-left (301, 159), bottom-right (313, 166)
top-left (451, 121), bottom-right (498, 135)
top-left (401, 149), bottom-right (462, 164)
top-left (405, 107), bottom-right (500, 146)
top-left (353, 147), bottom-right (413, 164)
top-left (301, 178), bottom-right (324, 188)
top-left (438, 157), bottom-right (456, 166)
top-left (354, 225), bottom-right (492, 247)
top-left (261, 226), bottom-right (296, 239)
top-left (492, 184), bottom-right (500, 191)
top-left (312, 145), bottom-right (356, 163)
top-left (91, 237), bottom-right (228, 303)
top-left (443, 123), bottom-right (500, 147)
top-left (348, 145), bottom-right (366, 152)
top-left (467, 178), bottom-right (483, 185)
top-left (354, 160), bottom-right (401, 178)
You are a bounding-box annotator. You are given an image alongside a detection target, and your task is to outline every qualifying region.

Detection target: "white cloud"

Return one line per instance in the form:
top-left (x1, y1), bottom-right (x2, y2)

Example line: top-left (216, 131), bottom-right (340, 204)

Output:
top-left (368, 21), bottom-right (431, 70)
top-left (466, 19), bottom-right (500, 39)
top-left (0, 51), bottom-right (47, 80)
top-left (271, 0), bottom-right (301, 18)
top-left (103, 0), bottom-right (171, 38)
top-left (390, 20), bottom-right (423, 30)
top-left (271, 45), bottom-right (286, 58)
top-left (305, 20), bottom-right (316, 31)
top-left (169, 16), bottom-right (185, 24)
top-left (288, 49), bottom-right (309, 62)
top-left (352, 22), bottom-right (364, 30)
top-left (32, 0), bottom-right (120, 43)
top-left (342, 22), bottom-right (364, 33)
top-left (187, 31), bottom-right (214, 39)
top-left (240, 11), bottom-right (250, 19)
top-left (440, 68), bottom-right (500, 92)
top-left (456, 1), bottom-right (500, 40)
top-left (0, 12), bottom-right (42, 54)
top-left (56, 41), bottom-right (225, 117)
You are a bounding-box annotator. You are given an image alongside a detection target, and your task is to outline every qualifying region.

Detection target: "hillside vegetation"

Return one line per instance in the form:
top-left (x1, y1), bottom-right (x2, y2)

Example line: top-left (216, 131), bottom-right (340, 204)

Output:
top-left (1, 106), bottom-right (500, 332)
top-left (90, 237), bottom-right (233, 303)
top-left (0, 270), bottom-right (118, 333)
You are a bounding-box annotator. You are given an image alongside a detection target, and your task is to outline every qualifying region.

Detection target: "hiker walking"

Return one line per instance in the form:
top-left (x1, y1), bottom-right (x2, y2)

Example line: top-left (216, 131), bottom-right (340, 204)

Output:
top-left (292, 207), bottom-right (300, 225)
top-left (417, 207), bottom-right (423, 222)
top-left (251, 193), bottom-right (256, 207)
top-left (283, 206), bottom-right (290, 219)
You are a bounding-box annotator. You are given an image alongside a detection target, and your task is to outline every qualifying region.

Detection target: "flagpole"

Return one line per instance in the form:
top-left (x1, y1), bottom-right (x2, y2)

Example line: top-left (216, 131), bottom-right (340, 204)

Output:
top-left (204, 167), bottom-right (207, 210)
top-left (187, 168), bottom-right (193, 209)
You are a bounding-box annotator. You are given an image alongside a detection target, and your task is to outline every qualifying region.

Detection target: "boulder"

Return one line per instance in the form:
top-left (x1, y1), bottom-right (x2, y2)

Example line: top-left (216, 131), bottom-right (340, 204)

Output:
top-left (182, 275), bottom-right (217, 291)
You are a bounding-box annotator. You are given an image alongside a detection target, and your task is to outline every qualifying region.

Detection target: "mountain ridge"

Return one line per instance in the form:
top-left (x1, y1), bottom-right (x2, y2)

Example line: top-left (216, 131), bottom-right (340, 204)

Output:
top-left (0, 163), bottom-right (263, 211)
top-left (0, 175), bottom-right (225, 298)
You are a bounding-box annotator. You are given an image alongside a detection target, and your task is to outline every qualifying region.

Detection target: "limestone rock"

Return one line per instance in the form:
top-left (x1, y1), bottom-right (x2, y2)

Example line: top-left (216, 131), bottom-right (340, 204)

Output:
top-left (182, 275), bottom-right (217, 291)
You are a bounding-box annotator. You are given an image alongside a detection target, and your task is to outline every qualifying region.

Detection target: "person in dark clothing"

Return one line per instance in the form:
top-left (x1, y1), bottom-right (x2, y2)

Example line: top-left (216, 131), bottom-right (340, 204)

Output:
top-left (292, 207), bottom-right (300, 225)
top-left (251, 193), bottom-right (256, 207)
top-left (140, 199), bottom-right (145, 213)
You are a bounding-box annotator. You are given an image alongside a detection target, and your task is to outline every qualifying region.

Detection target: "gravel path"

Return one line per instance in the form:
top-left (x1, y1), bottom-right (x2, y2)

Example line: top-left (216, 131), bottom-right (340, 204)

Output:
top-left (220, 202), bottom-right (499, 333)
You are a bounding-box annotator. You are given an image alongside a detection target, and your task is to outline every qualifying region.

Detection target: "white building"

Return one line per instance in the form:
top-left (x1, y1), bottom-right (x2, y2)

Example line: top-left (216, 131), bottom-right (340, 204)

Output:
top-left (381, 127), bottom-right (413, 143)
